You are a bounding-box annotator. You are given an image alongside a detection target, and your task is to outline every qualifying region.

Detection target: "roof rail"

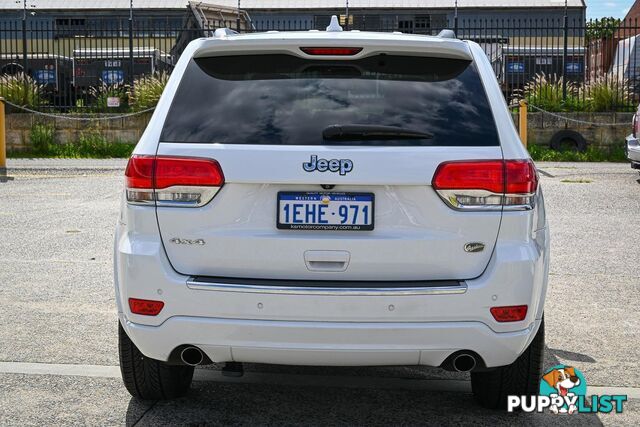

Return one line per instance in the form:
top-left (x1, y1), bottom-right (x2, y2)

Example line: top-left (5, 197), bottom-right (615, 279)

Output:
top-left (438, 29), bottom-right (457, 39)
top-left (213, 28), bottom-right (239, 38)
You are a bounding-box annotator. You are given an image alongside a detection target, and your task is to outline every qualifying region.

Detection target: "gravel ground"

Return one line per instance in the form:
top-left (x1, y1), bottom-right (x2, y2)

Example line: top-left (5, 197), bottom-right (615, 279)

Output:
top-left (0, 159), bottom-right (638, 426)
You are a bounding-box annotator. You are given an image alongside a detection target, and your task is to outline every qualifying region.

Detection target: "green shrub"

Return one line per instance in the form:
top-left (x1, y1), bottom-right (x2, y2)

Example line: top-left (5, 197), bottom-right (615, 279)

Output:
top-left (522, 73), bottom-right (582, 112)
top-left (528, 143), bottom-right (627, 162)
top-left (582, 76), bottom-right (631, 112)
top-left (129, 72), bottom-right (169, 111)
top-left (0, 73), bottom-right (45, 108)
top-left (73, 128), bottom-right (134, 157)
top-left (521, 72), bottom-right (634, 113)
top-left (29, 123), bottom-right (56, 155)
top-left (11, 126), bottom-right (135, 158)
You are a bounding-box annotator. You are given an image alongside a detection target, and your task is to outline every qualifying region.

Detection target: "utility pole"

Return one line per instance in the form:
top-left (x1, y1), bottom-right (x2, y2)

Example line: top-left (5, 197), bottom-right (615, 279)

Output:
top-left (454, 0), bottom-right (458, 35)
top-left (237, 0), bottom-right (241, 32)
top-left (129, 0), bottom-right (134, 86)
top-left (345, 0), bottom-right (349, 30)
top-left (21, 0), bottom-right (27, 80)
top-left (562, 0), bottom-right (568, 101)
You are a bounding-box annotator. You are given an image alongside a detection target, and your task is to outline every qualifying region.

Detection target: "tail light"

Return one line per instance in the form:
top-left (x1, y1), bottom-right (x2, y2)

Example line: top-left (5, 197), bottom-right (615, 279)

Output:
top-left (633, 114), bottom-right (639, 138)
top-left (129, 298), bottom-right (164, 316)
top-left (300, 47), bottom-right (363, 56)
top-left (432, 159), bottom-right (538, 211)
top-left (125, 155), bottom-right (224, 207)
top-left (490, 305), bottom-right (528, 322)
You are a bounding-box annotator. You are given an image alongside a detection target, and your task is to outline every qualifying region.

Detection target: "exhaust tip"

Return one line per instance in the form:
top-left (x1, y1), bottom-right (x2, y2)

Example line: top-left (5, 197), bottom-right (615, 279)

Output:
top-left (452, 353), bottom-right (477, 372)
top-left (180, 346), bottom-right (204, 366)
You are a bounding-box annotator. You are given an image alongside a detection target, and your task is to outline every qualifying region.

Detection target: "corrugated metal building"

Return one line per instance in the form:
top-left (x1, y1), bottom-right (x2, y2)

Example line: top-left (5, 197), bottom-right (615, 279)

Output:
top-left (0, 0), bottom-right (586, 34)
top-left (0, 1), bottom-right (189, 28)
top-left (233, 0), bottom-right (585, 33)
top-left (0, 0), bottom-right (588, 106)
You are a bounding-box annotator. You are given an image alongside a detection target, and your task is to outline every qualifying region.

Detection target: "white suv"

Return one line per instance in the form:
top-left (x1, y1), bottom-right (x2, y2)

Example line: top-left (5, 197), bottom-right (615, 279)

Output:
top-left (115, 20), bottom-right (549, 409)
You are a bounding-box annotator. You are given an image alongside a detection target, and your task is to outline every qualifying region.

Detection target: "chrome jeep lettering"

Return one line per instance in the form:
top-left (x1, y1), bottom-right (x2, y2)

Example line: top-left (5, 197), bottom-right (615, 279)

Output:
top-left (303, 155), bottom-right (353, 175)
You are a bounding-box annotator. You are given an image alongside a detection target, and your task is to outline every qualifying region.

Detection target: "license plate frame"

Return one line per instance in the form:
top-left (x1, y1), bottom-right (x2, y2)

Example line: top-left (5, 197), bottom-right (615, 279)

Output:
top-left (277, 192), bottom-right (375, 231)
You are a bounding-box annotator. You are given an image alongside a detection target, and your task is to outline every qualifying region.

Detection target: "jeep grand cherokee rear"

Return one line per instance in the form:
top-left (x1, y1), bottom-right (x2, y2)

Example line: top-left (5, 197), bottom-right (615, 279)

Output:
top-left (115, 25), bottom-right (549, 409)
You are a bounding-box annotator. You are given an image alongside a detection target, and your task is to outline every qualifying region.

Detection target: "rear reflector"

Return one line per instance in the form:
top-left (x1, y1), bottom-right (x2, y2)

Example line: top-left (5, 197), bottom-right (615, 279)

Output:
top-left (129, 298), bottom-right (164, 316)
top-left (490, 305), bottom-right (528, 322)
top-left (432, 159), bottom-right (538, 210)
top-left (300, 47), bottom-right (363, 56)
top-left (125, 155), bottom-right (224, 207)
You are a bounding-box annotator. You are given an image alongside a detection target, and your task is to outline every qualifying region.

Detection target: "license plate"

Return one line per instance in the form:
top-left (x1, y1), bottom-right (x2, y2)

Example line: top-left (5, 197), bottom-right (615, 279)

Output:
top-left (277, 192), bottom-right (374, 231)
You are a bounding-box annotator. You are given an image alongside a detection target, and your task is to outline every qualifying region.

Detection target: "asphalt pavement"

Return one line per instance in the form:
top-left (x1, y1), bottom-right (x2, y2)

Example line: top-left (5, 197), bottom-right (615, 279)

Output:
top-left (0, 159), bottom-right (638, 426)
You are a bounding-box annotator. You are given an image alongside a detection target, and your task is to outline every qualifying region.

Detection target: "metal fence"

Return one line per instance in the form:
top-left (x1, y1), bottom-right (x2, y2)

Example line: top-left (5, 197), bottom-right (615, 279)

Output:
top-left (0, 16), bottom-right (639, 112)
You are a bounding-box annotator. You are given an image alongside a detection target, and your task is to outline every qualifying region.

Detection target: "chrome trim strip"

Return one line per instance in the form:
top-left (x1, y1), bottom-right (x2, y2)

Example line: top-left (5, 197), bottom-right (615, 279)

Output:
top-left (186, 279), bottom-right (467, 296)
top-left (435, 189), bottom-right (535, 211)
top-left (127, 186), bottom-right (220, 207)
top-left (156, 185), bottom-right (220, 208)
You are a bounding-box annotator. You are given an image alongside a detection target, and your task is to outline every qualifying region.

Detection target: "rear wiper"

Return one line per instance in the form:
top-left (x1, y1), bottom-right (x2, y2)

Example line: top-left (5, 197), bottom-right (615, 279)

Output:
top-left (322, 124), bottom-right (433, 141)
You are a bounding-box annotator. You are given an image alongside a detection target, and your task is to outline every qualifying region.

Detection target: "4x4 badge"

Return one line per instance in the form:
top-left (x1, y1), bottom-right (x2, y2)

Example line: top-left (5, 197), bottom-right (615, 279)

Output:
top-left (303, 155), bottom-right (353, 175)
top-left (171, 238), bottom-right (205, 246)
top-left (464, 242), bottom-right (485, 253)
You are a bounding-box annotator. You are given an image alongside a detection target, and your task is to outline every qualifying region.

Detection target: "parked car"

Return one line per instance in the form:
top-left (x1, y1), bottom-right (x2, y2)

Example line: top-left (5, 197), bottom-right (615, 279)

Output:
top-left (73, 47), bottom-right (172, 89)
top-left (502, 46), bottom-right (585, 93)
top-left (627, 107), bottom-right (640, 171)
top-left (115, 18), bottom-right (549, 409)
top-left (0, 54), bottom-right (75, 105)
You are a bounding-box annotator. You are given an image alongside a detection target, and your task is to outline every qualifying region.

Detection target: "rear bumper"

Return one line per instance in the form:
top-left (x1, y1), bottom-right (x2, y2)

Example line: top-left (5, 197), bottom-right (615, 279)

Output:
top-left (120, 314), bottom-right (541, 368)
top-left (115, 202), bottom-right (549, 368)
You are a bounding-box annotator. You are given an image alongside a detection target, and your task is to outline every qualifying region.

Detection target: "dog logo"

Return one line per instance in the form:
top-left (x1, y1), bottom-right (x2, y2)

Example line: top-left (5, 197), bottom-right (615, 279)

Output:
top-left (541, 366), bottom-right (585, 414)
top-left (303, 155), bottom-right (353, 176)
top-left (508, 364), bottom-right (627, 414)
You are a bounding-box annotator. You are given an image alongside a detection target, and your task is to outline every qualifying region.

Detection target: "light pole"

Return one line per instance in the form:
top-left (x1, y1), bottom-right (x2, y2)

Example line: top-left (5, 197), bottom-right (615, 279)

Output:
top-left (17, 0), bottom-right (28, 79)
top-left (16, 0), bottom-right (36, 80)
top-left (237, 0), bottom-right (241, 32)
top-left (345, 0), bottom-right (349, 30)
top-left (454, 0), bottom-right (458, 35)
top-left (562, 0), bottom-right (568, 101)
top-left (129, 0), bottom-right (134, 86)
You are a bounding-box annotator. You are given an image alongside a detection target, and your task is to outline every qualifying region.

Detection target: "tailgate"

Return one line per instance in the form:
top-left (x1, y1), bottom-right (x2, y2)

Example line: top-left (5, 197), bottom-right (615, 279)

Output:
top-left (156, 144), bottom-right (502, 281)
top-left (152, 49), bottom-right (505, 282)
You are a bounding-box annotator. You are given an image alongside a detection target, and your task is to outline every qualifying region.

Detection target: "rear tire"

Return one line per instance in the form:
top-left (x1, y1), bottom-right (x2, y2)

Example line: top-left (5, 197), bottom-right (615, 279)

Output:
top-left (471, 318), bottom-right (544, 410)
top-left (118, 322), bottom-right (194, 400)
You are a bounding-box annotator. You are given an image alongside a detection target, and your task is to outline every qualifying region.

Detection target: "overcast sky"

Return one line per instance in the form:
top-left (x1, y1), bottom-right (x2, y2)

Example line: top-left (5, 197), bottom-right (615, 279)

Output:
top-left (587, 0), bottom-right (635, 19)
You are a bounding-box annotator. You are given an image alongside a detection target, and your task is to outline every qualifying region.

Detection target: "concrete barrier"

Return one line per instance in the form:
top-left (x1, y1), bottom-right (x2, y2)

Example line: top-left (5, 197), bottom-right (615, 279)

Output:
top-left (513, 111), bottom-right (633, 148)
top-left (4, 112), bottom-right (153, 151)
top-left (3, 111), bottom-right (632, 152)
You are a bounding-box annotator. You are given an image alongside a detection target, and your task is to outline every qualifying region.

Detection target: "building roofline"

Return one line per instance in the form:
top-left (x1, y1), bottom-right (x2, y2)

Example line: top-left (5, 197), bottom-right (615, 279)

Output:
top-left (0, 7), bottom-right (586, 11)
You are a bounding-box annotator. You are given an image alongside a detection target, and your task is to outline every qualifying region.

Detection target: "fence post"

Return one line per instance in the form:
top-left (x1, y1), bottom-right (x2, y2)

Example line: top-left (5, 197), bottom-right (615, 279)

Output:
top-left (0, 97), bottom-right (6, 170)
top-left (129, 2), bottom-right (135, 86)
top-left (22, 11), bottom-right (28, 82)
top-left (562, 8), bottom-right (568, 100)
top-left (519, 99), bottom-right (528, 148)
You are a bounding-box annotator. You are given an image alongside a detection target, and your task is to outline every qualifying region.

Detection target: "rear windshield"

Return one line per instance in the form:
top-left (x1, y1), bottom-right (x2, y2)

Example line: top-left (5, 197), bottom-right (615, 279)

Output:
top-left (160, 54), bottom-right (499, 146)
